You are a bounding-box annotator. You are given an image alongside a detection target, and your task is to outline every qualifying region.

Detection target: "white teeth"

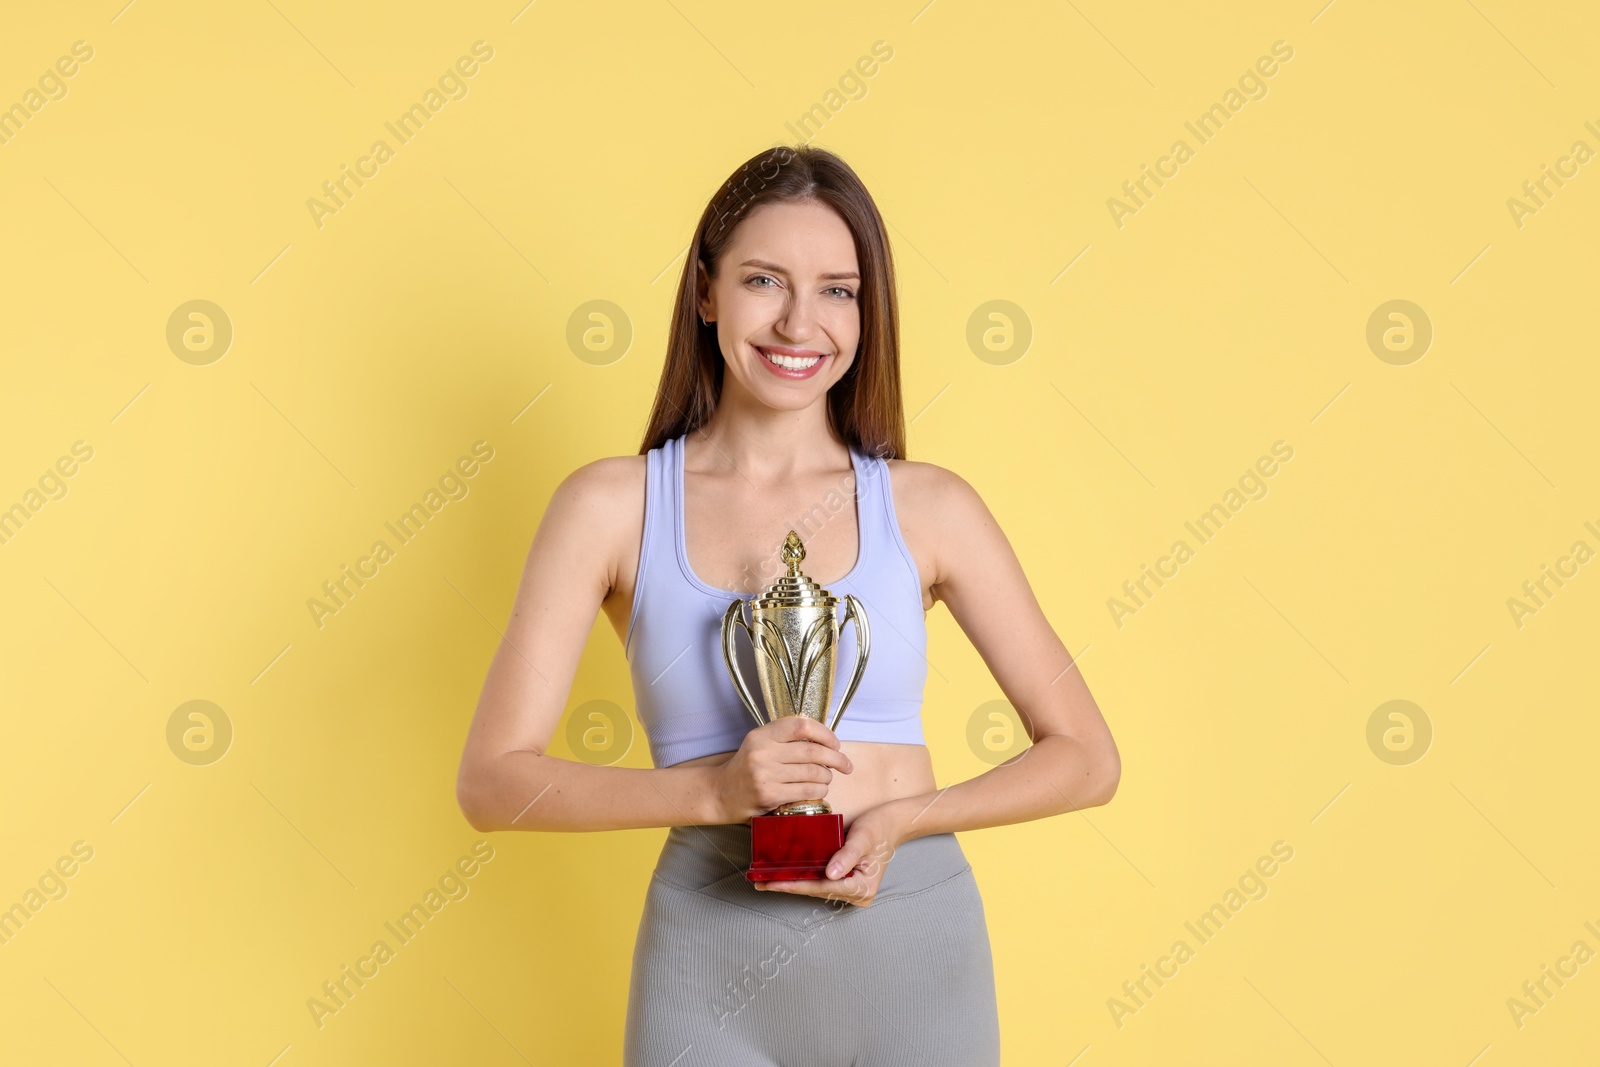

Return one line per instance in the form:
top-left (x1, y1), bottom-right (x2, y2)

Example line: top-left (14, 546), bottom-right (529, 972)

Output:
top-left (759, 347), bottom-right (822, 370)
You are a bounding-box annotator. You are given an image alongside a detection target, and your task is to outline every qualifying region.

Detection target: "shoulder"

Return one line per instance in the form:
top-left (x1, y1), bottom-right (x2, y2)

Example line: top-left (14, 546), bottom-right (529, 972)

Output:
top-left (533, 453), bottom-right (649, 578)
top-left (556, 452), bottom-right (647, 498)
top-left (882, 456), bottom-right (989, 522)
top-left (882, 457), bottom-right (1001, 591)
top-left (547, 453), bottom-right (649, 531)
top-left (528, 454), bottom-right (646, 591)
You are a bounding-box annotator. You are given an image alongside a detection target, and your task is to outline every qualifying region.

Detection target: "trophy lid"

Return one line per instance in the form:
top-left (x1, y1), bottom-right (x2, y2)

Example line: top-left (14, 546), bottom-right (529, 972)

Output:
top-left (754, 530), bottom-right (837, 607)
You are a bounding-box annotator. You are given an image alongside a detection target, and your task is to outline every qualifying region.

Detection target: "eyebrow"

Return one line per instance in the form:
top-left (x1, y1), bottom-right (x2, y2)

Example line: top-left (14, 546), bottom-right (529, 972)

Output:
top-left (739, 258), bottom-right (860, 281)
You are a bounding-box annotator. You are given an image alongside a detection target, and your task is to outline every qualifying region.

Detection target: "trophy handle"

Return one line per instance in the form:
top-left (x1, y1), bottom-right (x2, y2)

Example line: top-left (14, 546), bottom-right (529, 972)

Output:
top-left (721, 599), bottom-right (767, 730)
top-left (825, 594), bottom-right (871, 733)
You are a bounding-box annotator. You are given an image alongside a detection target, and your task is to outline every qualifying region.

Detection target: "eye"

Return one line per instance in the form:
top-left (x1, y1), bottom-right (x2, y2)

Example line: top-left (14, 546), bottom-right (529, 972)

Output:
top-left (826, 286), bottom-right (856, 300)
top-left (746, 274), bottom-right (778, 288)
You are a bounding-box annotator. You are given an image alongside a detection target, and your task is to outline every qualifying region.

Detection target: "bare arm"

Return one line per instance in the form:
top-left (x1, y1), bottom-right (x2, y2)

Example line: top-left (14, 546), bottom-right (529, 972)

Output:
top-left (884, 466), bottom-right (1120, 843)
top-left (455, 459), bottom-right (725, 833)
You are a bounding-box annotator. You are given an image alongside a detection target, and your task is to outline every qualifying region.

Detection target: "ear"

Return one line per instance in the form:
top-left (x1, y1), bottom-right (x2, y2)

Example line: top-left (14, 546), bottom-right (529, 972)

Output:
top-left (694, 258), bottom-right (715, 321)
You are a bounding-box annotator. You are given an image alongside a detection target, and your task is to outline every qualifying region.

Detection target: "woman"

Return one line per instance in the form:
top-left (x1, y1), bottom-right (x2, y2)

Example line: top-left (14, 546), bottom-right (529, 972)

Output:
top-left (456, 144), bottom-right (1120, 1065)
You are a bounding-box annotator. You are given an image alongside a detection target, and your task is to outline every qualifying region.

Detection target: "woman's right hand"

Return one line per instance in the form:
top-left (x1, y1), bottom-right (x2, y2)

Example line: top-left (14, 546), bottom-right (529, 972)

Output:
top-left (710, 716), bottom-right (854, 823)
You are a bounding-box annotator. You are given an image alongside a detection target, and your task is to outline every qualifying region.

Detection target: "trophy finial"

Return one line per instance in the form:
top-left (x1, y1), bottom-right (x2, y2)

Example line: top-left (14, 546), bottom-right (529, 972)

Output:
top-left (781, 530), bottom-right (805, 574)
top-left (758, 530), bottom-right (828, 606)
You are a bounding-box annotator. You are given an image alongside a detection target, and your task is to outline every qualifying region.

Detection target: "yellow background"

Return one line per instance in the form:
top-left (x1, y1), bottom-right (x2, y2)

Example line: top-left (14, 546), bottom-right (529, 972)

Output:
top-left (2, 0), bottom-right (1597, 1063)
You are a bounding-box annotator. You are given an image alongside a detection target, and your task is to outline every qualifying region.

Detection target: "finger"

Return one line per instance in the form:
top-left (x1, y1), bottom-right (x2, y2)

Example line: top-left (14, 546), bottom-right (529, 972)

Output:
top-left (777, 764), bottom-right (831, 786)
top-left (784, 716), bottom-right (839, 748)
top-left (776, 738), bottom-right (853, 773)
top-left (825, 841), bottom-right (861, 880)
top-left (760, 875), bottom-right (873, 905)
top-left (767, 871), bottom-right (865, 891)
top-left (769, 752), bottom-right (844, 782)
top-left (783, 784), bottom-right (830, 809)
top-left (772, 738), bottom-right (823, 762)
top-left (756, 876), bottom-right (842, 893)
top-left (753, 879), bottom-right (827, 895)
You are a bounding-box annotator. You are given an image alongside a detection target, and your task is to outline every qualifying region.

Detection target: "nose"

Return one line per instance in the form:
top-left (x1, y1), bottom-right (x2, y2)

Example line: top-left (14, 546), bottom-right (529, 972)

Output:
top-left (774, 289), bottom-right (823, 344)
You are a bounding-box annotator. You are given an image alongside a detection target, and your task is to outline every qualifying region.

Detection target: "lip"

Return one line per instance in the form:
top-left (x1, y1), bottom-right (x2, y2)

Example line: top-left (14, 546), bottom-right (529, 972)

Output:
top-left (754, 344), bottom-right (829, 381)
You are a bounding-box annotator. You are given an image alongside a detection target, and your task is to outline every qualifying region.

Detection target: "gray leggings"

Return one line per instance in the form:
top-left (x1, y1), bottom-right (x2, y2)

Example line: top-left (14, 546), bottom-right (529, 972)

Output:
top-left (623, 822), bottom-right (1000, 1066)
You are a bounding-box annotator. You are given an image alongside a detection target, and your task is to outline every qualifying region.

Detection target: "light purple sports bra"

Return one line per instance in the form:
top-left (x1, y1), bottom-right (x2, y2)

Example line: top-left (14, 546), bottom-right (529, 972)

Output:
top-left (625, 433), bottom-right (929, 767)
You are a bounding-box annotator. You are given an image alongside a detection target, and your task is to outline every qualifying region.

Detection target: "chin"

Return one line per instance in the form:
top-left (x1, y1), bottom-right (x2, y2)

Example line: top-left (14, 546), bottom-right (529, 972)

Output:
top-left (756, 388), bottom-right (827, 411)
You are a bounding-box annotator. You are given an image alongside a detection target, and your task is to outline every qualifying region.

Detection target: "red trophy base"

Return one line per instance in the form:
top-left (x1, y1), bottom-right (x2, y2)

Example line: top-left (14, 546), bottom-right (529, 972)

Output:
top-left (745, 812), bottom-right (844, 882)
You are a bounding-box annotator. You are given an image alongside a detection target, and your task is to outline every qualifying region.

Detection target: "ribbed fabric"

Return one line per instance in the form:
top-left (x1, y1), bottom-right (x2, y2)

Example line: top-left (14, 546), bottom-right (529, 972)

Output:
top-left (623, 824), bottom-right (1001, 1066)
top-left (626, 434), bottom-right (930, 768)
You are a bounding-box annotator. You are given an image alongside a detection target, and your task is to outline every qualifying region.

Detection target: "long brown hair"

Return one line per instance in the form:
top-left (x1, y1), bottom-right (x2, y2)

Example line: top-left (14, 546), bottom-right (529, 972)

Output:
top-left (636, 144), bottom-right (906, 460)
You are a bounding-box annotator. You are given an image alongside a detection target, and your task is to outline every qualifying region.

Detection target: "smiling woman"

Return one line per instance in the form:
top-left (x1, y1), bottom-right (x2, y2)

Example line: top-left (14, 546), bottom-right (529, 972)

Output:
top-left (455, 144), bottom-right (1119, 1066)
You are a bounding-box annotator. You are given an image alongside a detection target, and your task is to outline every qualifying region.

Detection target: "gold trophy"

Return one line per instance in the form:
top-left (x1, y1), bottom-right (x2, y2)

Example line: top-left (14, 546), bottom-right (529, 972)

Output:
top-left (721, 529), bottom-right (870, 881)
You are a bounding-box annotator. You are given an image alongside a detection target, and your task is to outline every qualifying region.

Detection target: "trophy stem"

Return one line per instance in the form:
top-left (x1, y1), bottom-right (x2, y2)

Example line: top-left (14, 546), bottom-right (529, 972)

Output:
top-left (772, 799), bottom-right (832, 816)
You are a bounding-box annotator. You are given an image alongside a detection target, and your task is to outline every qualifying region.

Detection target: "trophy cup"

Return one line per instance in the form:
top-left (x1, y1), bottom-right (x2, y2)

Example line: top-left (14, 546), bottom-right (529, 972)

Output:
top-left (721, 529), bottom-right (870, 882)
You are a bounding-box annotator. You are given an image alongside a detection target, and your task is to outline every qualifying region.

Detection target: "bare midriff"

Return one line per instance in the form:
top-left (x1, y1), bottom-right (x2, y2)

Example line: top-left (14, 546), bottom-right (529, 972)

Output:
top-left (674, 739), bottom-right (938, 832)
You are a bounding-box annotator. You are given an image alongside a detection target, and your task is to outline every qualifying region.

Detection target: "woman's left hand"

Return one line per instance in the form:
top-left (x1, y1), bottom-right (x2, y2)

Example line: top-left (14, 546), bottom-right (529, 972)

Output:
top-left (754, 800), bottom-right (909, 908)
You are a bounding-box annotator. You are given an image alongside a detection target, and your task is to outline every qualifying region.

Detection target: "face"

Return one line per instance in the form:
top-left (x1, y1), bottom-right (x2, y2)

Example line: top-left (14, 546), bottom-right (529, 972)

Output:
top-left (697, 199), bottom-right (862, 410)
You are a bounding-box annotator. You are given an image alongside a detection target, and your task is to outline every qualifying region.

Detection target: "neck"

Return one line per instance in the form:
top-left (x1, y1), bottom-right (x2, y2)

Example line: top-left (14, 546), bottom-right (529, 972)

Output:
top-left (690, 397), bottom-right (847, 484)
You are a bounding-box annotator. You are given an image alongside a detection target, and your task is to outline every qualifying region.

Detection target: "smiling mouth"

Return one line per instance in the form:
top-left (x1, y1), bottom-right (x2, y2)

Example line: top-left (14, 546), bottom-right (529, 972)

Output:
top-left (756, 346), bottom-right (827, 370)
